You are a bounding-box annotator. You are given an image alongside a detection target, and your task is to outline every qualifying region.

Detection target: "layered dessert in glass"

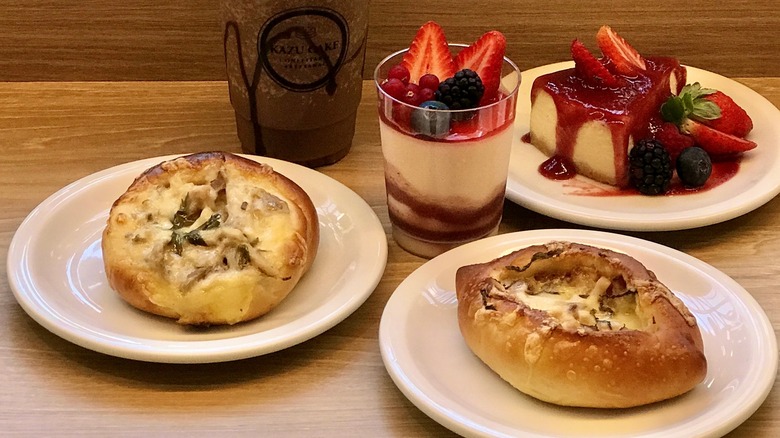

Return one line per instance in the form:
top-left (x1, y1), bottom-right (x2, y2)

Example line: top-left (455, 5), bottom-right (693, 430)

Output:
top-left (374, 22), bottom-right (520, 257)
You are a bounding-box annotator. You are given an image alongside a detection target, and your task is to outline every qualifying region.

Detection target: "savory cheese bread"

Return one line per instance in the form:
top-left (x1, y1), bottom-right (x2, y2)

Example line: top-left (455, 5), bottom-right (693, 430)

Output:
top-left (102, 151), bottom-right (319, 325)
top-left (455, 241), bottom-right (707, 408)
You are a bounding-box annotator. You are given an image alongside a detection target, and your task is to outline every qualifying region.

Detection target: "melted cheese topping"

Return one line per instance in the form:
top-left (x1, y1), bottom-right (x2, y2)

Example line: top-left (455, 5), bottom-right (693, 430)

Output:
top-left (506, 276), bottom-right (642, 331)
top-left (115, 165), bottom-right (300, 291)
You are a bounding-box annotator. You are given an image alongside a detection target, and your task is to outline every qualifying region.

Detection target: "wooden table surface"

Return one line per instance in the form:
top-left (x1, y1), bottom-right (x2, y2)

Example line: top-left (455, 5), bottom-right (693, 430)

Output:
top-left (1, 77), bottom-right (779, 437)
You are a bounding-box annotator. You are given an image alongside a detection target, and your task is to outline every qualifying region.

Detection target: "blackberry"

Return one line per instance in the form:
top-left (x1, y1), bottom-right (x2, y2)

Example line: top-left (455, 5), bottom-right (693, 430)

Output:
top-left (629, 139), bottom-right (673, 195)
top-left (435, 69), bottom-right (484, 110)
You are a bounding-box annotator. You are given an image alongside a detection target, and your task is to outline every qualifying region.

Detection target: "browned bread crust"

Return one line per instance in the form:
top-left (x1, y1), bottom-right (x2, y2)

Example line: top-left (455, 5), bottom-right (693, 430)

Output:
top-left (455, 241), bottom-right (706, 408)
top-left (102, 151), bottom-right (319, 325)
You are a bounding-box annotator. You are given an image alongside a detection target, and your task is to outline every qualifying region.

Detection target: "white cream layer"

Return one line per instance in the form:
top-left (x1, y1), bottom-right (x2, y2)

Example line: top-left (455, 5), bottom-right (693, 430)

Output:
top-left (379, 121), bottom-right (513, 203)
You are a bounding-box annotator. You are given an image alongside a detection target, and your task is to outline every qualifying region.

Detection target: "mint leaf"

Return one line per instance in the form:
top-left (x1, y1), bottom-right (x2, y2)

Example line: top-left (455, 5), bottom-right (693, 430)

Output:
top-left (679, 83), bottom-right (700, 96)
top-left (661, 97), bottom-right (686, 123)
top-left (682, 92), bottom-right (695, 113)
top-left (662, 83), bottom-right (721, 125)
top-left (693, 84), bottom-right (717, 98)
top-left (691, 100), bottom-right (721, 120)
top-left (680, 82), bottom-right (717, 100)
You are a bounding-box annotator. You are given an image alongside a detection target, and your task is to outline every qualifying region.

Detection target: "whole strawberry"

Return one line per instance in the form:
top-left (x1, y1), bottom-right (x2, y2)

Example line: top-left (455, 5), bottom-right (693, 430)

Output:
top-left (661, 83), bottom-right (721, 124)
top-left (661, 83), bottom-right (756, 156)
top-left (700, 91), bottom-right (753, 137)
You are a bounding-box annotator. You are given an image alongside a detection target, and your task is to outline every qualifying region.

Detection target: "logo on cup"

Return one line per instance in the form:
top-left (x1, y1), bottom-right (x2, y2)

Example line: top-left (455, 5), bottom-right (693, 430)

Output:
top-left (258, 7), bottom-right (349, 94)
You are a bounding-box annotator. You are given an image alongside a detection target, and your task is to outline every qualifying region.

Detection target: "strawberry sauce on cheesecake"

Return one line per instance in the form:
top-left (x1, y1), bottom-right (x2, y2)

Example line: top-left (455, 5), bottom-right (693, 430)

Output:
top-left (530, 27), bottom-right (685, 188)
top-left (528, 26), bottom-right (756, 195)
top-left (531, 58), bottom-right (685, 187)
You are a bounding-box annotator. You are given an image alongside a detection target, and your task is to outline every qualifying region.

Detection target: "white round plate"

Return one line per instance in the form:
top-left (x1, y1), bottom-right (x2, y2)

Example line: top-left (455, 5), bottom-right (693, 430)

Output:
top-left (8, 154), bottom-right (388, 363)
top-left (379, 229), bottom-right (777, 438)
top-left (507, 62), bottom-right (780, 231)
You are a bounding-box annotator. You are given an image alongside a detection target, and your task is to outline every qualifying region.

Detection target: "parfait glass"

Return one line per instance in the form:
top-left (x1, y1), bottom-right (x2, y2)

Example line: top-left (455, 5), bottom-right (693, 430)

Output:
top-left (374, 46), bottom-right (521, 258)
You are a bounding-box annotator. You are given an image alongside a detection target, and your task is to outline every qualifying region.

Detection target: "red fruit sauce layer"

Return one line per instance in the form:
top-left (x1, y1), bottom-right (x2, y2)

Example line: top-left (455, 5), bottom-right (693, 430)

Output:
top-left (538, 154), bottom-right (576, 180)
top-left (377, 93), bottom-right (515, 143)
top-left (589, 160), bottom-right (740, 197)
top-left (530, 57), bottom-right (686, 187)
top-left (523, 129), bottom-right (741, 196)
top-left (385, 181), bottom-right (506, 242)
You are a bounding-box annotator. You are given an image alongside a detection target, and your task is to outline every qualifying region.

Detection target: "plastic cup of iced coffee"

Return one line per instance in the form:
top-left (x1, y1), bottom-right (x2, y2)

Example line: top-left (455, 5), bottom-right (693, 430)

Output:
top-left (374, 38), bottom-right (520, 258)
top-left (221, 1), bottom-right (369, 167)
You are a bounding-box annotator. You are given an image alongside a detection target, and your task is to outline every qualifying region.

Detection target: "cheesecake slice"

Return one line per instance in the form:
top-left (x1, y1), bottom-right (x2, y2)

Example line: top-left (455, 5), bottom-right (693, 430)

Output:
top-left (529, 57), bottom-right (686, 187)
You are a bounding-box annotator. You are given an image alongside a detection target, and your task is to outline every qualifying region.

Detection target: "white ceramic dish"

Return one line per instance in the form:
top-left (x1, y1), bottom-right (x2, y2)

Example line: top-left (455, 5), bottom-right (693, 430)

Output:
top-left (8, 154), bottom-right (388, 364)
top-left (379, 229), bottom-right (776, 438)
top-left (507, 62), bottom-right (780, 231)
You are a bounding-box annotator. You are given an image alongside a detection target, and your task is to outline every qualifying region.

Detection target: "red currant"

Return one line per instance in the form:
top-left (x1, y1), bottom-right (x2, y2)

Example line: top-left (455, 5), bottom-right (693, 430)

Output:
top-left (418, 74), bottom-right (440, 91)
top-left (418, 87), bottom-right (435, 103)
top-left (402, 83), bottom-right (421, 105)
top-left (387, 64), bottom-right (411, 85)
top-left (381, 78), bottom-right (406, 100)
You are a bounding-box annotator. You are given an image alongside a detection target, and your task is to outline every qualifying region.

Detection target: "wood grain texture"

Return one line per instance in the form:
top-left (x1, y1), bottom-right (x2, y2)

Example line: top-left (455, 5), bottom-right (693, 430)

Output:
top-left (0, 78), bottom-right (778, 436)
top-left (0, 0), bottom-right (777, 81)
top-left (368, 0), bottom-right (780, 78)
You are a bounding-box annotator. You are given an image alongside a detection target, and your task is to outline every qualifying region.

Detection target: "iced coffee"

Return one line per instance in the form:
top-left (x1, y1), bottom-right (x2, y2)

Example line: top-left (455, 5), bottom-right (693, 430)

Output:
top-left (221, 1), bottom-right (369, 167)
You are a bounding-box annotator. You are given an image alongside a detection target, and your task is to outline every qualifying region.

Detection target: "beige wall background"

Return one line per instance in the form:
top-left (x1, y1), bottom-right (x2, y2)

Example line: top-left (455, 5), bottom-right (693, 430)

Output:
top-left (0, 0), bottom-right (776, 81)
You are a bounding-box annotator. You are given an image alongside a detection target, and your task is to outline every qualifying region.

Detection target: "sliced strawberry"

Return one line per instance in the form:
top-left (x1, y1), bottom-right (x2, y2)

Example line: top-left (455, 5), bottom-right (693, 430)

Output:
top-left (571, 39), bottom-right (621, 87)
top-left (699, 91), bottom-right (753, 138)
top-left (400, 22), bottom-right (457, 84)
top-left (596, 25), bottom-right (646, 75)
top-left (682, 119), bottom-right (757, 156)
top-left (454, 30), bottom-right (507, 105)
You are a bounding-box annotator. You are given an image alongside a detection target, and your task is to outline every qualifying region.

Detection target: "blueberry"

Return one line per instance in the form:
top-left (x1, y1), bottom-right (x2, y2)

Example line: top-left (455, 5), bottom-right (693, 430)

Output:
top-left (676, 147), bottom-right (712, 187)
top-left (410, 100), bottom-right (451, 138)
